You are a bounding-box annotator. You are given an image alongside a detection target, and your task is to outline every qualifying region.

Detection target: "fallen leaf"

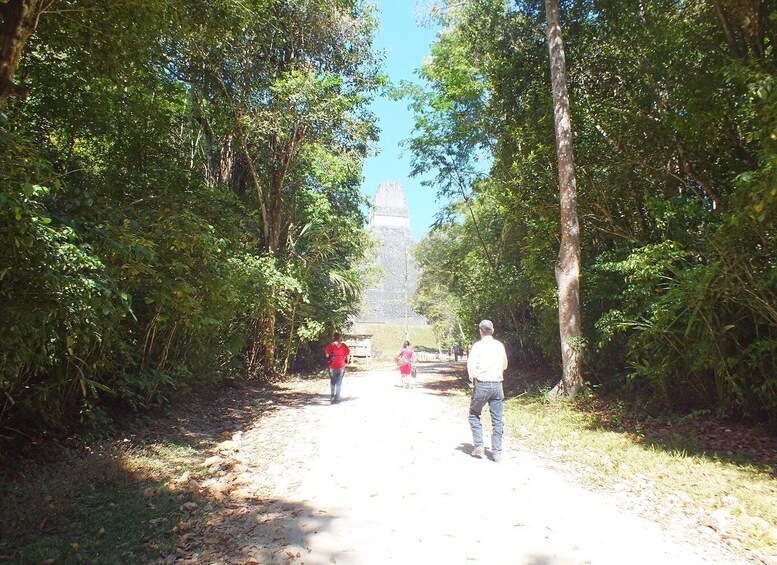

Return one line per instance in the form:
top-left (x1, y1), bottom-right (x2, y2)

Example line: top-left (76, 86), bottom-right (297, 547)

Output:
top-left (176, 520), bottom-right (192, 532)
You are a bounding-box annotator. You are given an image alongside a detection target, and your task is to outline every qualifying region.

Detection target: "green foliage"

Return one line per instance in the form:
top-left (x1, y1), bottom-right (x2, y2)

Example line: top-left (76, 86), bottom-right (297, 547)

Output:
top-left (0, 121), bottom-right (125, 428)
top-left (0, 0), bottom-right (380, 441)
top-left (409, 0), bottom-right (777, 423)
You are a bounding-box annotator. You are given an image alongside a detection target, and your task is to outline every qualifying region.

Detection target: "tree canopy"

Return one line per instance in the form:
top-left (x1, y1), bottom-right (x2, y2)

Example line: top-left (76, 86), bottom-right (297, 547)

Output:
top-left (0, 0), bottom-right (382, 436)
top-left (409, 0), bottom-right (777, 423)
top-left (3, 0), bottom-right (777, 440)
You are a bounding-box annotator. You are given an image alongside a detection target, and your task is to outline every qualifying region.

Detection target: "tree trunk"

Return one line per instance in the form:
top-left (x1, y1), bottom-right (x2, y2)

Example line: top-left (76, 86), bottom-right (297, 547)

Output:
top-left (245, 311), bottom-right (278, 381)
top-left (545, 0), bottom-right (584, 399)
top-left (190, 87), bottom-right (220, 187)
top-left (0, 0), bottom-right (44, 107)
top-left (711, 1), bottom-right (744, 58)
top-left (282, 295), bottom-right (300, 374)
top-left (269, 170), bottom-right (284, 252)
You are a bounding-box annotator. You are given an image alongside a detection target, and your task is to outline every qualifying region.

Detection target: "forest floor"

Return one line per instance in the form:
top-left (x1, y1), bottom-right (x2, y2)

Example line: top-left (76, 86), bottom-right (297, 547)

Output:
top-left (2, 361), bottom-right (776, 564)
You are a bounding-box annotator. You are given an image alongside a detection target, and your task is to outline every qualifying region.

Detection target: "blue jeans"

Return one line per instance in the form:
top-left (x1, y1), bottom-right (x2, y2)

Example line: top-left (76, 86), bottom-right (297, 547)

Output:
top-left (469, 380), bottom-right (504, 453)
top-left (329, 368), bottom-right (345, 402)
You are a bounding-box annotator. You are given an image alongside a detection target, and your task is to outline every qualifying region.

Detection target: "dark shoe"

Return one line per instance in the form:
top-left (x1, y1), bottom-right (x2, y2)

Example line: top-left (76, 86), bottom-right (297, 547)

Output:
top-left (471, 446), bottom-right (485, 458)
top-left (492, 452), bottom-right (502, 463)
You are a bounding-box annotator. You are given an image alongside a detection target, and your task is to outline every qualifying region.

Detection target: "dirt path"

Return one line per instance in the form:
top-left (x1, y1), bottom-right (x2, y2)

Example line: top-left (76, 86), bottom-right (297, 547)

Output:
top-left (183, 363), bottom-right (750, 565)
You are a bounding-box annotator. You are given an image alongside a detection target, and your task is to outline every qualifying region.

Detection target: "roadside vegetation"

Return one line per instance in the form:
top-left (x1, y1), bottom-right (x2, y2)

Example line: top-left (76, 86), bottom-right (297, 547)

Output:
top-left (410, 0), bottom-right (777, 427)
top-left (436, 365), bottom-right (777, 560)
top-left (0, 1), bottom-right (381, 445)
top-left (0, 443), bottom-right (196, 564)
top-left (0, 383), bottom-right (276, 564)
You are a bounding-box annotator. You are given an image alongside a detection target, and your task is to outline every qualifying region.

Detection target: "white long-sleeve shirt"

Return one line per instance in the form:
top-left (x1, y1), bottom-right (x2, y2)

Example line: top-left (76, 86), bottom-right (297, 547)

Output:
top-left (467, 335), bottom-right (508, 382)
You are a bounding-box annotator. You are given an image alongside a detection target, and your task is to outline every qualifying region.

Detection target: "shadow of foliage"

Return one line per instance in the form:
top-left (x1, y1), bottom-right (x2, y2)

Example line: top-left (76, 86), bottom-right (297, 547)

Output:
top-left (0, 379), bottom-right (342, 564)
top-left (578, 397), bottom-right (777, 472)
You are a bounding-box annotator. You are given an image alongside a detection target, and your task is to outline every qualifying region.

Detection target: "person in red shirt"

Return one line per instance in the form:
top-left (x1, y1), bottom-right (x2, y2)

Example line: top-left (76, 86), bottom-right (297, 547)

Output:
top-left (325, 332), bottom-right (350, 404)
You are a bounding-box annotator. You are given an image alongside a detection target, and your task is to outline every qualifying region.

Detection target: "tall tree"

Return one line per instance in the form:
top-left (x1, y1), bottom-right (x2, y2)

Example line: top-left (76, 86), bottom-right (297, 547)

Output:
top-left (545, 0), bottom-right (583, 398)
top-left (0, 0), bottom-right (379, 437)
top-left (407, 0), bottom-right (777, 420)
top-left (171, 0), bottom-right (380, 378)
top-left (0, 0), bottom-right (47, 105)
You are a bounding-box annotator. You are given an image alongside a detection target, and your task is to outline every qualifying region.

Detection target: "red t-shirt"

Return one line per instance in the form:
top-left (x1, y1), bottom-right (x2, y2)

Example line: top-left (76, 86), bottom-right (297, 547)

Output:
top-left (325, 341), bottom-right (350, 369)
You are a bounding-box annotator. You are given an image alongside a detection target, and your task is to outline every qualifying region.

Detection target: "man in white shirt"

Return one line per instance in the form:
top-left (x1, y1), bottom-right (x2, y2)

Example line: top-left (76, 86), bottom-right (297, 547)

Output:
top-left (467, 319), bottom-right (508, 462)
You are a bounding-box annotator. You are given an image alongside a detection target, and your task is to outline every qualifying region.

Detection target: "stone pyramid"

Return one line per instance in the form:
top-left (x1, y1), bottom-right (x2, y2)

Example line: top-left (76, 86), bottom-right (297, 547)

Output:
top-left (360, 180), bottom-right (426, 325)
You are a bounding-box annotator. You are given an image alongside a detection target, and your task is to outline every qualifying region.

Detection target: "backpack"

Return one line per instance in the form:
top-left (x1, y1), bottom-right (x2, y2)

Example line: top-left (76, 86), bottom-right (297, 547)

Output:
top-left (395, 353), bottom-right (410, 367)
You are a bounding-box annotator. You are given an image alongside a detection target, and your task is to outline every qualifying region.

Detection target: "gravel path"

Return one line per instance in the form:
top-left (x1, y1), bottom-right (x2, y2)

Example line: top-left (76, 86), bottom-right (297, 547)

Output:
top-left (190, 363), bottom-right (751, 565)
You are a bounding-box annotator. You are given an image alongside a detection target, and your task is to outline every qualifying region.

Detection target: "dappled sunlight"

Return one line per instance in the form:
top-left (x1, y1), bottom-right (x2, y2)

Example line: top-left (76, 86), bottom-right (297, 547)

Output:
top-left (163, 495), bottom-right (339, 564)
top-left (578, 399), bottom-right (777, 472)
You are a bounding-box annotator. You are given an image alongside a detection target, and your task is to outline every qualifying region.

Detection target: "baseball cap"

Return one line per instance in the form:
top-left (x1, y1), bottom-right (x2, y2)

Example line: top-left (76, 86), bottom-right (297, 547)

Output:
top-left (479, 319), bottom-right (494, 332)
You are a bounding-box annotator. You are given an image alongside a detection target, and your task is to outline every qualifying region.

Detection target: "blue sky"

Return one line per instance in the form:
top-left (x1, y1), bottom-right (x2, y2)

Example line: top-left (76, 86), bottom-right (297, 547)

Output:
top-left (361, 1), bottom-right (441, 242)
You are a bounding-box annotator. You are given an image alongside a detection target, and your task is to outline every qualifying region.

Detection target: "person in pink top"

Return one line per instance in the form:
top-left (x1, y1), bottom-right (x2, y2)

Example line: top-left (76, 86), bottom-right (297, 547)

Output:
top-left (325, 333), bottom-right (350, 404)
top-left (395, 340), bottom-right (415, 389)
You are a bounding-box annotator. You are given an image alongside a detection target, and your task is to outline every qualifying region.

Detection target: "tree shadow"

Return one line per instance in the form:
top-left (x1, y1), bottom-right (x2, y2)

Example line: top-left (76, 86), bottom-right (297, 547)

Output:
top-left (489, 360), bottom-right (777, 472)
top-left (114, 376), bottom-right (351, 455)
top-left (0, 373), bottom-right (353, 563)
top-left (502, 362), bottom-right (558, 397)
top-left (416, 365), bottom-right (470, 397)
top-left (0, 445), bottom-right (339, 563)
top-left (580, 400), bottom-right (777, 472)
top-left (164, 494), bottom-right (339, 564)
top-left (411, 361), bottom-right (773, 472)
top-left (492, 361), bottom-right (777, 471)
top-left (414, 361), bottom-right (550, 401)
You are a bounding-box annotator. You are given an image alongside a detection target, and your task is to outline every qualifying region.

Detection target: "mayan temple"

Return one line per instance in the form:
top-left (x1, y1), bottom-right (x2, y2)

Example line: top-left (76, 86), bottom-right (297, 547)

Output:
top-left (360, 180), bottom-right (426, 325)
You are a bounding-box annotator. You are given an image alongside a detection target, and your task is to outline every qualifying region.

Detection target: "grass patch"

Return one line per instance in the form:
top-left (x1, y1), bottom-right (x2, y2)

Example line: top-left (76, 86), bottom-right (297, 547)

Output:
top-left (504, 393), bottom-right (777, 556)
top-left (0, 382), bottom-right (275, 564)
top-left (350, 323), bottom-right (438, 359)
top-left (0, 440), bottom-right (212, 564)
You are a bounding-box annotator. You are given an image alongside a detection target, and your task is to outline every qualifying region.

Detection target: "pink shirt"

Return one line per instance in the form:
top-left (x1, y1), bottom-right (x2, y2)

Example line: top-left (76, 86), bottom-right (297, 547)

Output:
top-left (397, 347), bottom-right (414, 375)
